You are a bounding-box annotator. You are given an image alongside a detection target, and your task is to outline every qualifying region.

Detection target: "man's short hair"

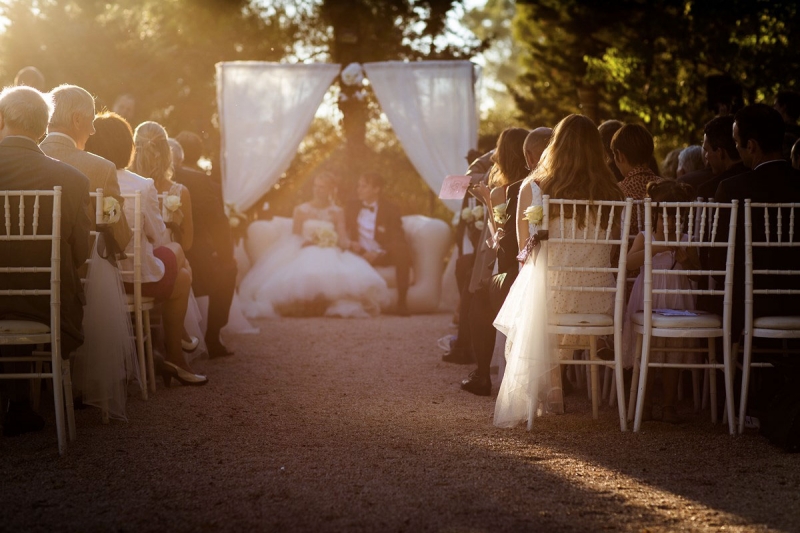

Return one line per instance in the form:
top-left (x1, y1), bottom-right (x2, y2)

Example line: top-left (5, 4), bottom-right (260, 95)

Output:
top-left (776, 91), bottom-right (800, 123)
top-left (175, 131), bottom-right (203, 166)
top-left (84, 112), bottom-right (134, 169)
top-left (598, 119), bottom-right (624, 156)
top-left (703, 115), bottom-right (738, 160)
top-left (0, 85), bottom-right (52, 139)
top-left (14, 66), bottom-right (46, 91)
top-left (167, 138), bottom-right (184, 168)
top-left (359, 172), bottom-right (383, 190)
top-left (734, 104), bottom-right (785, 154)
top-left (523, 127), bottom-right (553, 154)
top-left (48, 84), bottom-right (95, 130)
top-left (611, 123), bottom-right (654, 166)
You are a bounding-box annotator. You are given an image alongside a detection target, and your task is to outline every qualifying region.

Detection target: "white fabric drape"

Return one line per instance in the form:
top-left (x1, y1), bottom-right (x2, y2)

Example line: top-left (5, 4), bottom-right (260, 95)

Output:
top-left (363, 61), bottom-right (478, 212)
top-left (216, 62), bottom-right (341, 212)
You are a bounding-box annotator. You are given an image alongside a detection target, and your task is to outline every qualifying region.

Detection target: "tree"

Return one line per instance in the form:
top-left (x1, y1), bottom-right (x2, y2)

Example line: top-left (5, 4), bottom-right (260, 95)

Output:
top-left (512, 0), bottom-right (800, 154)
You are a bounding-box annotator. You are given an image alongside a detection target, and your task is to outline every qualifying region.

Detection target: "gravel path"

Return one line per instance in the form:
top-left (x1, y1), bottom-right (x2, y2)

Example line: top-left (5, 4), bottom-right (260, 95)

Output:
top-left (1, 313), bottom-right (799, 532)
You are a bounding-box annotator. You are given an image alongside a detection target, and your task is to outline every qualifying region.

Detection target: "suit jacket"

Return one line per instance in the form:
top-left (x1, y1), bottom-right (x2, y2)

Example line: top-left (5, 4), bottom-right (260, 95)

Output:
top-left (0, 136), bottom-right (92, 354)
top-left (173, 166), bottom-right (235, 294)
top-left (345, 197), bottom-right (407, 253)
top-left (696, 161), bottom-right (748, 200)
top-left (677, 168), bottom-right (712, 191)
top-left (455, 150), bottom-right (494, 256)
top-left (40, 133), bottom-right (132, 251)
top-left (711, 160), bottom-right (800, 335)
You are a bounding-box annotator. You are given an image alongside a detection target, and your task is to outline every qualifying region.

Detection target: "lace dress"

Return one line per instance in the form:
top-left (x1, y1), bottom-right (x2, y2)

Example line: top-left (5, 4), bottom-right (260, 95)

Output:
top-left (239, 204), bottom-right (389, 318)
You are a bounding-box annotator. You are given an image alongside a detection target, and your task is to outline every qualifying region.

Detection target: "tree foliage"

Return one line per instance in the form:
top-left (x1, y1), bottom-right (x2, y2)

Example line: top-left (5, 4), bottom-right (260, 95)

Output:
top-left (512, 0), bottom-right (800, 153)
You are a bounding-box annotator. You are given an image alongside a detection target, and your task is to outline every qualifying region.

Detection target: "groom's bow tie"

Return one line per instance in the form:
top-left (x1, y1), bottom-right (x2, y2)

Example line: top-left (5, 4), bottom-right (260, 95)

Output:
top-left (361, 203), bottom-right (376, 212)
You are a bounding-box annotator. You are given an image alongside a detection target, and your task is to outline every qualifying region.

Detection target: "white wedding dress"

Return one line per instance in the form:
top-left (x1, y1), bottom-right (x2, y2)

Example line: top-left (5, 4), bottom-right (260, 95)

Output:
top-left (239, 204), bottom-right (389, 318)
top-left (493, 181), bottom-right (559, 429)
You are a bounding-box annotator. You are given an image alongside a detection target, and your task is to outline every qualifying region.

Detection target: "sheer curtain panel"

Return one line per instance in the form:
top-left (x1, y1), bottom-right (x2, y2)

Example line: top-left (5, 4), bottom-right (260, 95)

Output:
top-left (216, 62), bottom-right (341, 212)
top-left (363, 61), bottom-right (479, 212)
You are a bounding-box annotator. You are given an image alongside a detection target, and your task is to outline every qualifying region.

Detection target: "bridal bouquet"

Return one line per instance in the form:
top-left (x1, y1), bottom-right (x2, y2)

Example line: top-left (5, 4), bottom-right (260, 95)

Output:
top-left (102, 196), bottom-right (121, 224)
top-left (312, 226), bottom-right (338, 248)
top-left (162, 194), bottom-right (182, 222)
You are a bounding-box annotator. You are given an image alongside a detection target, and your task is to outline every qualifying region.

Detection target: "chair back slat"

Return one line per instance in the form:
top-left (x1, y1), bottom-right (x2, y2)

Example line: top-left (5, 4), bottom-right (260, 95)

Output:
top-left (746, 201), bottom-right (800, 296)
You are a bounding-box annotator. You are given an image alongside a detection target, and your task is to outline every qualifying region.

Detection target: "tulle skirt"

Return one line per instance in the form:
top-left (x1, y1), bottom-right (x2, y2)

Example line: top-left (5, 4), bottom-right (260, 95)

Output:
top-left (493, 242), bottom-right (560, 429)
top-left (72, 238), bottom-right (139, 422)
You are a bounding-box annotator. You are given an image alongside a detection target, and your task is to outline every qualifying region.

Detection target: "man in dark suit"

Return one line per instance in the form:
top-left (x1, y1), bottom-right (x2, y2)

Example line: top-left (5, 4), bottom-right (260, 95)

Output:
top-left (712, 104), bottom-right (800, 337)
top-left (0, 86), bottom-right (91, 434)
top-left (170, 138), bottom-right (237, 358)
top-left (696, 115), bottom-right (747, 200)
top-left (346, 173), bottom-right (411, 315)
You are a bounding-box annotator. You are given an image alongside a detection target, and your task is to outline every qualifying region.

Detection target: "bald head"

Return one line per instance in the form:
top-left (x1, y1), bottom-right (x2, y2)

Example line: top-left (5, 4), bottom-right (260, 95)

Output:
top-left (523, 127), bottom-right (553, 170)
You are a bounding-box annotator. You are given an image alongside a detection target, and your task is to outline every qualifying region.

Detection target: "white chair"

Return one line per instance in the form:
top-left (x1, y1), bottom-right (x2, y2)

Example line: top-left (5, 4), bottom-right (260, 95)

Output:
top-left (0, 187), bottom-right (74, 454)
top-left (630, 199), bottom-right (738, 434)
top-left (544, 196), bottom-right (633, 431)
top-left (120, 191), bottom-right (156, 398)
top-left (737, 200), bottom-right (800, 433)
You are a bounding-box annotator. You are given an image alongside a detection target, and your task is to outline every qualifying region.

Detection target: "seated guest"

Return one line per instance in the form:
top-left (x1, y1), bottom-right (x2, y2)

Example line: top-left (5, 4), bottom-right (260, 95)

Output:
top-left (712, 104), bottom-right (800, 337)
top-left (660, 147), bottom-right (682, 180)
top-left (792, 137), bottom-right (800, 171)
top-left (611, 124), bottom-right (663, 232)
top-left (598, 119), bottom-right (624, 182)
top-left (0, 86), bottom-right (91, 434)
top-left (13, 66), bottom-right (46, 91)
top-left (345, 173), bottom-right (412, 315)
top-left (84, 112), bottom-right (206, 386)
top-left (676, 145), bottom-right (712, 189)
top-left (170, 136), bottom-right (237, 358)
top-left (677, 145), bottom-right (706, 177)
top-left (696, 115), bottom-right (747, 199)
top-left (40, 84), bottom-right (132, 252)
top-left (774, 90), bottom-right (800, 161)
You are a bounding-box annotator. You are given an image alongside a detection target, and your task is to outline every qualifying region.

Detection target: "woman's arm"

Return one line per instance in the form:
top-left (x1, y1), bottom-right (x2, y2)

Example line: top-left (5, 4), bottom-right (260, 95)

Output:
top-left (516, 183), bottom-right (532, 252)
top-left (179, 185), bottom-right (194, 251)
top-left (626, 232), bottom-right (647, 270)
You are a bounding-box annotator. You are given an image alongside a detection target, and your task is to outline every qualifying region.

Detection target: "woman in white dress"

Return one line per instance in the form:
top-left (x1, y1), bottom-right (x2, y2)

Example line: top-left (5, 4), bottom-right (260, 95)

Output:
top-left (240, 173), bottom-right (389, 318)
top-left (494, 114), bottom-right (625, 429)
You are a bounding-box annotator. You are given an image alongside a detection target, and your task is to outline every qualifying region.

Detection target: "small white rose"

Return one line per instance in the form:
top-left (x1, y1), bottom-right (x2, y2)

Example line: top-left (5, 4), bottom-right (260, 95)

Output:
top-left (164, 194), bottom-right (182, 212)
top-left (472, 205), bottom-right (484, 220)
top-left (229, 217), bottom-right (240, 228)
top-left (524, 205), bottom-right (544, 225)
top-left (474, 220), bottom-right (485, 231)
top-left (102, 197), bottom-right (121, 224)
top-left (460, 207), bottom-right (474, 223)
top-left (493, 202), bottom-right (509, 224)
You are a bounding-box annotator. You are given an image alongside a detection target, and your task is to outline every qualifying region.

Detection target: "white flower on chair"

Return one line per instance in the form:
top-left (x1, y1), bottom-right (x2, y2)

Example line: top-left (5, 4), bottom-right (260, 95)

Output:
top-left (102, 197), bottom-right (121, 224)
top-left (163, 195), bottom-right (182, 212)
top-left (523, 205), bottom-right (543, 225)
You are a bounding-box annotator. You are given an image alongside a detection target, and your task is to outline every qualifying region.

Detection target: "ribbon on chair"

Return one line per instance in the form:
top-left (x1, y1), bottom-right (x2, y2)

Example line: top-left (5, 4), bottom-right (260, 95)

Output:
top-left (517, 230), bottom-right (548, 266)
top-left (95, 224), bottom-right (127, 265)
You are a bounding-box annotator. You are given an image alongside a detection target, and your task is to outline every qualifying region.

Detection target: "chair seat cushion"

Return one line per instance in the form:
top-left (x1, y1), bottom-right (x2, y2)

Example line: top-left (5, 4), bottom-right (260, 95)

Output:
top-left (551, 313), bottom-right (613, 327)
top-left (753, 316), bottom-right (800, 330)
top-left (0, 320), bottom-right (50, 335)
top-left (632, 311), bottom-right (721, 328)
top-left (125, 294), bottom-right (156, 306)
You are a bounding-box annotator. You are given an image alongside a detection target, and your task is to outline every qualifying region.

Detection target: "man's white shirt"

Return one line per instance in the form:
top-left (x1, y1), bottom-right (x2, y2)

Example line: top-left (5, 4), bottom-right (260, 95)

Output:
top-left (357, 201), bottom-right (383, 253)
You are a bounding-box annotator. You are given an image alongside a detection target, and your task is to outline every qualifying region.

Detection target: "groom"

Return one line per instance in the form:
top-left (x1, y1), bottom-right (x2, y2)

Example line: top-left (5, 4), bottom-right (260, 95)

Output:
top-left (346, 173), bottom-right (412, 315)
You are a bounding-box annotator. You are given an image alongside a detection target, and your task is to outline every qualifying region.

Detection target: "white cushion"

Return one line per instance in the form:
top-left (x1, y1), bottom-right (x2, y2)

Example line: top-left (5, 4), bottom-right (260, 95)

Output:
top-left (0, 320), bottom-right (50, 335)
top-left (551, 313), bottom-right (613, 327)
top-left (632, 311), bottom-right (721, 329)
top-left (753, 316), bottom-right (800, 330)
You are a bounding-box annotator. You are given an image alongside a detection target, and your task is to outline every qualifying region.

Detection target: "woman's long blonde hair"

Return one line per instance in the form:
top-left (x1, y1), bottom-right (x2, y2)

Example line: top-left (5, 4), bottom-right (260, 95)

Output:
top-left (130, 121), bottom-right (173, 183)
top-left (535, 114), bottom-right (624, 228)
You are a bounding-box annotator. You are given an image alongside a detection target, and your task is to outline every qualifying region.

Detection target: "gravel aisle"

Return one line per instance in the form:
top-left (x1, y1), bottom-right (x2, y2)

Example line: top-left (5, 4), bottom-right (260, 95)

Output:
top-left (1, 313), bottom-right (799, 532)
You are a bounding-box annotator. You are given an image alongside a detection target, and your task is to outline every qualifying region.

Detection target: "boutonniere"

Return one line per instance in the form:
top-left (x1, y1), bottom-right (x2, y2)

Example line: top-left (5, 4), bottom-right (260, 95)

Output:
top-left (377, 225), bottom-right (386, 233)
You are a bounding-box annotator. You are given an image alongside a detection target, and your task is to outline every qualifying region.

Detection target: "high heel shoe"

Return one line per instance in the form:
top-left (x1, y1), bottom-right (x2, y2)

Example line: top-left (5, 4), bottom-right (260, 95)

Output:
top-left (181, 336), bottom-right (200, 352)
top-left (161, 361), bottom-right (208, 387)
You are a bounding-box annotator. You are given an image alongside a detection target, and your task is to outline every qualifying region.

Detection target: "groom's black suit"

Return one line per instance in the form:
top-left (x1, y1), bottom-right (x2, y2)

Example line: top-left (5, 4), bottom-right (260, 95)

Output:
top-left (345, 197), bottom-right (411, 308)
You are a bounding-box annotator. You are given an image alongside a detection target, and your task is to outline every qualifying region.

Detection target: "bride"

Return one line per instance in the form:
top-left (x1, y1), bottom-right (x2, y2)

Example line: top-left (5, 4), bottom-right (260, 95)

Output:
top-left (239, 172), bottom-right (389, 318)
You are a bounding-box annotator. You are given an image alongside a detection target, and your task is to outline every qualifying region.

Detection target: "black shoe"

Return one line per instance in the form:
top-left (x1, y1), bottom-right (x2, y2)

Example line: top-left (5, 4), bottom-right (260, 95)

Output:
top-left (3, 401), bottom-right (45, 437)
top-left (461, 371), bottom-right (491, 396)
top-left (442, 349), bottom-right (473, 364)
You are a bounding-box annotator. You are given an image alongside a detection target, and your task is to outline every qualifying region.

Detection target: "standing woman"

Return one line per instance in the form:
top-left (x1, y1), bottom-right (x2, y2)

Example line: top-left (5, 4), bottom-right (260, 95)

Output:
top-left (494, 114), bottom-right (624, 428)
top-left (130, 121), bottom-right (209, 364)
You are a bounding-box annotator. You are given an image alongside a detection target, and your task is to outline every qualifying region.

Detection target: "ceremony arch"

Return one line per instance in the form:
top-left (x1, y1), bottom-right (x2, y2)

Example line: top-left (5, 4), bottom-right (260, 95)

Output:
top-left (215, 60), bottom-right (479, 213)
